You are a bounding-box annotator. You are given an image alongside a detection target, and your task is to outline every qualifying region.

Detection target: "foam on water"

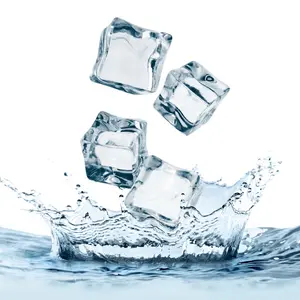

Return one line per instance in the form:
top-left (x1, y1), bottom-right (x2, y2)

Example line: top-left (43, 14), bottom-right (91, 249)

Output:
top-left (0, 157), bottom-right (280, 261)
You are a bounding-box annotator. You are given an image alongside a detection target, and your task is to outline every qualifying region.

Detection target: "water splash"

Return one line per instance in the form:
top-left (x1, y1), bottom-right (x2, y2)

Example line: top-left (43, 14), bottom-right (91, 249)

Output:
top-left (0, 157), bottom-right (281, 261)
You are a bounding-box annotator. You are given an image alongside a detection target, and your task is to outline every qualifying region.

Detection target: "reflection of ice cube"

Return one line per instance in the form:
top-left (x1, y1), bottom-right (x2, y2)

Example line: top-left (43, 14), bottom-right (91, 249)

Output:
top-left (90, 17), bottom-right (172, 94)
top-left (154, 61), bottom-right (230, 135)
top-left (81, 111), bottom-right (147, 188)
top-left (125, 155), bottom-right (201, 224)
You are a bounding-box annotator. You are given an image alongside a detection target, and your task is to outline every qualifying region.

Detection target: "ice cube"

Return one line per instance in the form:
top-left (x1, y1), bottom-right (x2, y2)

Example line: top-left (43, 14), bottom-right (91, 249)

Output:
top-left (189, 181), bottom-right (240, 216)
top-left (90, 17), bottom-right (172, 94)
top-left (81, 111), bottom-right (148, 188)
top-left (124, 155), bottom-right (201, 224)
top-left (154, 61), bottom-right (230, 135)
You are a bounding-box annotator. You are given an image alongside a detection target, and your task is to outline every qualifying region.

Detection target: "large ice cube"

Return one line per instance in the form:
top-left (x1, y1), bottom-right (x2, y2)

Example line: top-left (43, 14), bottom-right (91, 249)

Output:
top-left (81, 111), bottom-right (148, 188)
top-left (154, 61), bottom-right (230, 135)
top-left (90, 17), bottom-right (172, 94)
top-left (125, 155), bottom-right (201, 224)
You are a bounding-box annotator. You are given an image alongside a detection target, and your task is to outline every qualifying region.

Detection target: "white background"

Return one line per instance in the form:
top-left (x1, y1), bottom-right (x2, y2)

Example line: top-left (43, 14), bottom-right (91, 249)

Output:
top-left (0, 0), bottom-right (299, 235)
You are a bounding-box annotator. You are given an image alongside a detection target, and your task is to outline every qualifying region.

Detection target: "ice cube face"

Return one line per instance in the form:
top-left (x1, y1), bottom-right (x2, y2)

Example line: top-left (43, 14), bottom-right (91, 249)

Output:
top-left (81, 111), bottom-right (148, 188)
top-left (90, 18), bottom-right (172, 94)
top-left (125, 155), bottom-right (201, 224)
top-left (154, 61), bottom-right (230, 135)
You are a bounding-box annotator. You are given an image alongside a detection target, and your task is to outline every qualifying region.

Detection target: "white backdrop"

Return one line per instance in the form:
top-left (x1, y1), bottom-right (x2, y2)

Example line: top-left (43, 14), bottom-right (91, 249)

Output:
top-left (0, 0), bottom-right (299, 235)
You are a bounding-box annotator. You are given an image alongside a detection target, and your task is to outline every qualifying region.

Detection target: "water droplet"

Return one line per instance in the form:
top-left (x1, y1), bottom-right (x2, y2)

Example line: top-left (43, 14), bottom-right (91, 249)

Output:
top-left (120, 201), bottom-right (127, 212)
top-left (184, 212), bottom-right (190, 218)
top-left (180, 196), bottom-right (187, 208)
top-left (205, 74), bottom-right (214, 82)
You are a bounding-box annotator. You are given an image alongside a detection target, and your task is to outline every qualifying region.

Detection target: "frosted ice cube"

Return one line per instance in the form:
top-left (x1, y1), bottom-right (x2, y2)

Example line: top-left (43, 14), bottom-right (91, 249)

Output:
top-left (154, 61), bottom-right (230, 135)
top-left (125, 155), bottom-right (201, 224)
top-left (90, 17), bottom-right (172, 94)
top-left (81, 111), bottom-right (147, 188)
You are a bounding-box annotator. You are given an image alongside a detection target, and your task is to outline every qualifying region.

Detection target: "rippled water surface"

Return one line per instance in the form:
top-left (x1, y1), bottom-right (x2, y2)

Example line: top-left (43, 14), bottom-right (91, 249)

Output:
top-left (1, 158), bottom-right (299, 299)
top-left (1, 227), bottom-right (300, 299)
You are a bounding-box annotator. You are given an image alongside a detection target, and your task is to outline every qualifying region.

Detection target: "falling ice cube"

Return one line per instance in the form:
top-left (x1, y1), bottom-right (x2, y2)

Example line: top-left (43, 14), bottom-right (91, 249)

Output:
top-left (90, 17), bottom-right (172, 94)
top-left (154, 61), bottom-right (230, 135)
top-left (81, 111), bottom-right (148, 188)
top-left (124, 155), bottom-right (201, 224)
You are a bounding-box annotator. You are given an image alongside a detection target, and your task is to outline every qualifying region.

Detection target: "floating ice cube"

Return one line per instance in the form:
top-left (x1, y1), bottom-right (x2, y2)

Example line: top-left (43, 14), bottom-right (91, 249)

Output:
top-left (125, 155), bottom-right (201, 224)
top-left (154, 61), bottom-right (230, 135)
top-left (81, 111), bottom-right (148, 188)
top-left (90, 17), bottom-right (172, 94)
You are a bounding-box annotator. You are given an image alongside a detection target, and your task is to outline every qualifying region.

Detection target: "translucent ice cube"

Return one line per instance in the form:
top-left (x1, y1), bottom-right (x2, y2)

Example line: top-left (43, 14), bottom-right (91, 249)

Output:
top-left (125, 155), bottom-right (201, 224)
top-left (154, 61), bottom-right (230, 135)
top-left (189, 181), bottom-right (241, 216)
top-left (81, 111), bottom-right (148, 188)
top-left (90, 17), bottom-right (172, 94)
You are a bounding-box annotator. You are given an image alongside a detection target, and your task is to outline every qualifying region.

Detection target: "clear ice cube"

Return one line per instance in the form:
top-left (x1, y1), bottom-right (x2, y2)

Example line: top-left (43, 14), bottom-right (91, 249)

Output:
top-left (81, 111), bottom-right (148, 188)
top-left (154, 61), bottom-right (230, 135)
top-left (90, 17), bottom-right (172, 94)
top-left (189, 181), bottom-right (241, 216)
top-left (125, 155), bottom-right (201, 224)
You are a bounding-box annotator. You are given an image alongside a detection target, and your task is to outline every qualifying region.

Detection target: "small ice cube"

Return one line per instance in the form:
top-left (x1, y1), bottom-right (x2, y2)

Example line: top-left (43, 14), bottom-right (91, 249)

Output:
top-left (189, 181), bottom-right (239, 216)
top-left (81, 111), bottom-right (148, 188)
top-left (125, 155), bottom-right (201, 224)
top-left (90, 17), bottom-right (172, 94)
top-left (154, 61), bottom-right (230, 135)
